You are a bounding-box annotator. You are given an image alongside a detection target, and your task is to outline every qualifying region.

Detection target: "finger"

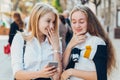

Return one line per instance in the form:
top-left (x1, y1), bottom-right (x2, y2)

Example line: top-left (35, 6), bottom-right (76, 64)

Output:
top-left (76, 32), bottom-right (83, 36)
top-left (77, 37), bottom-right (86, 43)
top-left (49, 68), bottom-right (57, 74)
top-left (48, 72), bottom-right (55, 77)
top-left (76, 31), bottom-right (86, 35)
top-left (50, 28), bottom-right (55, 34)
top-left (46, 66), bottom-right (56, 71)
top-left (46, 29), bottom-right (51, 41)
top-left (48, 28), bottom-right (52, 37)
top-left (73, 32), bottom-right (76, 36)
top-left (77, 35), bottom-right (87, 40)
top-left (48, 29), bottom-right (51, 37)
top-left (46, 29), bottom-right (50, 38)
top-left (46, 29), bottom-right (52, 42)
top-left (49, 29), bottom-right (56, 38)
top-left (44, 64), bottom-right (49, 68)
top-left (46, 69), bottom-right (57, 76)
top-left (44, 72), bottom-right (54, 78)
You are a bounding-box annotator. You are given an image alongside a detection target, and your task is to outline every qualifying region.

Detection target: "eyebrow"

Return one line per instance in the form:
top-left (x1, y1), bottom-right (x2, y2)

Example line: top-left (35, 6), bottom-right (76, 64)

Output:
top-left (72, 18), bottom-right (85, 21)
top-left (47, 17), bottom-right (55, 21)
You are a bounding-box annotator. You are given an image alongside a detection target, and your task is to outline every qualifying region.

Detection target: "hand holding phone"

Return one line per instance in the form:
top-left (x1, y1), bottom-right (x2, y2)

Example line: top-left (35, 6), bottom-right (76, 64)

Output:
top-left (48, 61), bottom-right (58, 68)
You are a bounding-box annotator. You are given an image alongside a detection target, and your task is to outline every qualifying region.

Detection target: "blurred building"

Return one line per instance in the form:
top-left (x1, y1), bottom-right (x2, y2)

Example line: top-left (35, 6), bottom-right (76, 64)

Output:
top-left (97, 0), bottom-right (120, 38)
top-left (0, 0), bottom-right (12, 28)
top-left (65, 0), bottom-right (120, 38)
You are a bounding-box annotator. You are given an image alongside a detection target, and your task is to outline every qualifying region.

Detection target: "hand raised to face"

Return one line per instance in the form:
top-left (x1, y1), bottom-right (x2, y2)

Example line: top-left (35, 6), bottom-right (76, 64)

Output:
top-left (68, 32), bottom-right (87, 49)
top-left (46, 28), bottom-right (60, 51)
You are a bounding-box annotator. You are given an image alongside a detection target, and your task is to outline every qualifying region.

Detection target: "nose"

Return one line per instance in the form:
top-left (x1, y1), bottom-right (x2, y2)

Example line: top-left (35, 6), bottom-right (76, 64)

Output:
top-left (75, 22), bottom-right (80, 28)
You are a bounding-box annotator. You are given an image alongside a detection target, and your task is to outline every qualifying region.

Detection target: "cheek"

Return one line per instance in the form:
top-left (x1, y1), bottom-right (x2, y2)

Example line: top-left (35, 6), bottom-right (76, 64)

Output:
top-left (39, 23), bottom-right (42, 30)
top-left (38, 24), bottom-right (45, 34)
top-left (39, 22), bottom-right (47, 29)
top-left (82, 23), bottom-right (87, 29)
top-left (85, 24), bottom-right (87, 30)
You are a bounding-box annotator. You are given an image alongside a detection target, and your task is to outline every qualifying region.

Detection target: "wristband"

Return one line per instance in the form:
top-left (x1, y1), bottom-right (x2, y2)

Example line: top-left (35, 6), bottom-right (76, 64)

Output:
top-left (53, 49), bottom-right (61, 53)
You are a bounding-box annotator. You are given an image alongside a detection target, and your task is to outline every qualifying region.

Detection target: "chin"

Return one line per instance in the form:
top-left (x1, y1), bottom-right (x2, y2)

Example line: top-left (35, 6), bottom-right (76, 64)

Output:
top-left (75, 31), bottom-right (87, 35)
top-left (81, 31), bottom-right (87, 35)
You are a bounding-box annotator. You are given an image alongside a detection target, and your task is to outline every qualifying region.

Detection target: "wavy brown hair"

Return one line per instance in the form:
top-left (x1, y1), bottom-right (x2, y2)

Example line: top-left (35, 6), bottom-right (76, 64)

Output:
top-left (70, 5), bottom-right (116, 75)
top-left (13, 12), bottom-right (24, 30)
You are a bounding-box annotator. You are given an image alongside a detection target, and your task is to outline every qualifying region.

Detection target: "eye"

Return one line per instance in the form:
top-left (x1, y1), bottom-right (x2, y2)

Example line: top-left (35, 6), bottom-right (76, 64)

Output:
top-left (80, 21), bottom-right (84, 24)
top-left (47, 20), bottom-right (50, 23)
top-left (72, 21), bottom-right (76, 24)
top-left (79, 20), bottom-right (85, 24)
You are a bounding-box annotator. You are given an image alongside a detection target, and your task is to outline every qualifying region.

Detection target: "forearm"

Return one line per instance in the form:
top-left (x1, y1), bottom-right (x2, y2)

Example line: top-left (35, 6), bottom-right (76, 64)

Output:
top-left (70, 69), bottom-right (97, 80)
top-left (53, 53), bottom-right (62, 80)
top-left (63, 44), bottom-right (72, 69)
top-left (54, 53), bottom-right (62, 73)
top-left (15, 70), bottom-right (43, 80)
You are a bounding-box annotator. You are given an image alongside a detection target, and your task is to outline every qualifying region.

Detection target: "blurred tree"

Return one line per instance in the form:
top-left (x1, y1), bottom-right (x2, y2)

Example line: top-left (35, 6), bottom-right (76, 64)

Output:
top-left (11, 0), bottom-right (66, 14)
top-left (93, 0), bottom-right (101, 14)
top-left (12, 0), bottom-right (20, 11)
top-left (59, 0), bottom-right (67, 10)
top-left (52, 0), bottom-right (63, 13)
top-left (11, 0), bottom-right (35, 15)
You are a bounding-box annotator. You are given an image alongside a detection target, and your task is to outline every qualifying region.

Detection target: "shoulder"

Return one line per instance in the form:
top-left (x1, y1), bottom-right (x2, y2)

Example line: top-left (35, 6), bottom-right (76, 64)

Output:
top-left (12, 31), bottom-right (24, 45)
top-left (11, 32), bottom-right (25, 53)
top-left (14, 31), bottom-right (24, 40)
top-left (89, 36), bottom-right (106, 46)
top-left (11, 22), bottom-right (17, 26)
top-left (12, 31), bottom-right (33, 44)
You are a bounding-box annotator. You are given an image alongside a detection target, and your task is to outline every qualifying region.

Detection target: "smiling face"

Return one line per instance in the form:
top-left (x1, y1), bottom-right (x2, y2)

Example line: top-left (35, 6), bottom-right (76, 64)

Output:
top-left (39, 12), bottom-right (56, 35)
top-left (71, 11), bottom-right (87, 34)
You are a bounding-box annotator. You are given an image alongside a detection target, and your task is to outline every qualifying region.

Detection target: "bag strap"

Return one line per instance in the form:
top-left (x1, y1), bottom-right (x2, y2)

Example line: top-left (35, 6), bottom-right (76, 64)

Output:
top-left (22, 40), bottom-right (26, 69)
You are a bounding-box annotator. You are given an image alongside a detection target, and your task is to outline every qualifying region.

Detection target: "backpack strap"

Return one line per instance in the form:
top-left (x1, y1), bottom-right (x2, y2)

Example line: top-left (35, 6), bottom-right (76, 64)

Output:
top-left (65, 48), bottom-right (81, 69)
top-left (22, 40), bottom-right (26, 69)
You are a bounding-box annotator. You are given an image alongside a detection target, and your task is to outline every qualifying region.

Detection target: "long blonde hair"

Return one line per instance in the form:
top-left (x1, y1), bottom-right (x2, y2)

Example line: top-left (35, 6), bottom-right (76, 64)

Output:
top-left (70, 5), bottom-right (116, 75)
top-left (26, 3), bottom-right (59, 41)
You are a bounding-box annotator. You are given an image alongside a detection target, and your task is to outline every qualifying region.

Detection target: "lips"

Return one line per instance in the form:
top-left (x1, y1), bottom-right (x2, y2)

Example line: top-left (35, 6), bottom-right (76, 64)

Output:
top-left (75, 29), bottom-right (82, 33)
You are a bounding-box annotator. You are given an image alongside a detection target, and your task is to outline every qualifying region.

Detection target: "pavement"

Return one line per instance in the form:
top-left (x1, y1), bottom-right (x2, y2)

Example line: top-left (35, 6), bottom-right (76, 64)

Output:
top-left (0, 30), bottom-right (120, 80)
top-left (0, 36), bottom-right (13, 80)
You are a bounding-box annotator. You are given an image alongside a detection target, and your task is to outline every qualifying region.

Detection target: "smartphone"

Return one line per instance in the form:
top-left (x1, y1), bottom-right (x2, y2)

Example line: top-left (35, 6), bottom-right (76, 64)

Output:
top-left (48, 61), bottom-right (58, 68)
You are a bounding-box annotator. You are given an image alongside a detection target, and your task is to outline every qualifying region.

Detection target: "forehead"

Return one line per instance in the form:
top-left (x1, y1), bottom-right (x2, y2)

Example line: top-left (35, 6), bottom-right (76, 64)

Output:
top-left (41, 12), bottom-right (56, 19)
top-left (71, 11), bottom-right (87, 20)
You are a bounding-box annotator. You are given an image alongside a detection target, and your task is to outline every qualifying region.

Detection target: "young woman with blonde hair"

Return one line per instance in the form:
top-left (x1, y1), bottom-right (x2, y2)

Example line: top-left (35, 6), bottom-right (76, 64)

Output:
top-left (11, 3), bottom-right (62, 80)
top-left (61, 5), bottom-right (116, 80)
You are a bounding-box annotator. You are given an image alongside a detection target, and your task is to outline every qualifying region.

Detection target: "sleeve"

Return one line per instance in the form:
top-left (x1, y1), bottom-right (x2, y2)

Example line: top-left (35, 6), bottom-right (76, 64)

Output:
top-left (11, 32), bottom-right (24, 76)
top-left (93, 45), bottom-right (107, 80)
top-left (8, 23), bottom-right (19, 45)
top-left (84, 37), bottom-right (107, 80)
top-left (8, 23), bottom-right (15, 45)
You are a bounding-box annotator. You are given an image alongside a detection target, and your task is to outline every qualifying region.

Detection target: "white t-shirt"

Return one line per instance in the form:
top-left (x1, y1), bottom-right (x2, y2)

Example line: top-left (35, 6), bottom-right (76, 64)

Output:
top-left (11, 32), bottom-right (62, 76)
top-left (69, 33), bottom-right (106, 80)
